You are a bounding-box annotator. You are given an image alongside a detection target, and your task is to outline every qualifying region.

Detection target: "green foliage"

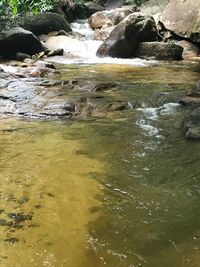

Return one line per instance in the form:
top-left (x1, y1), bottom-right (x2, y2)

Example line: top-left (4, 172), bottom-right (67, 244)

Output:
top-left (0, 0), bottom-right (61, 15)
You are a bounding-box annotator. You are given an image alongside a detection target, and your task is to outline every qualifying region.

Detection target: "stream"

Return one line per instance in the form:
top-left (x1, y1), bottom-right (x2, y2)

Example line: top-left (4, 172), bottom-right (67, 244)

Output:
top-left (1, 20), bottom-right (200, 267)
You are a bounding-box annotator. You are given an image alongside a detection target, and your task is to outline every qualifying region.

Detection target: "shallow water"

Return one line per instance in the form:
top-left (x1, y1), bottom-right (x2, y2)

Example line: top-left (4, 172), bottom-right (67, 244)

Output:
top-left (1, 61), bottom-right (200, 267)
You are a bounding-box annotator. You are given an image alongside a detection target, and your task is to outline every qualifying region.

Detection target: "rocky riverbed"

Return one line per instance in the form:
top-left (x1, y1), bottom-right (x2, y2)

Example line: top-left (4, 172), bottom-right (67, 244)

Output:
top-left (0, 0), bottom-right (200, 139)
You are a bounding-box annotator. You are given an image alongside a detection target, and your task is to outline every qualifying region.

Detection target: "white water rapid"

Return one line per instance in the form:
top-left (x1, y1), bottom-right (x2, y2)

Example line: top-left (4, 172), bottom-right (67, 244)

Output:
top-left (47, 19), bottom-right (157, 66)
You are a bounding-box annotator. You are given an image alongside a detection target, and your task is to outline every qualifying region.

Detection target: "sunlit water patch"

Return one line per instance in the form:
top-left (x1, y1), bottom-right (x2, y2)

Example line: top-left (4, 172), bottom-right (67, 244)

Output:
top-left (0, 119), bottom-right (104, 267)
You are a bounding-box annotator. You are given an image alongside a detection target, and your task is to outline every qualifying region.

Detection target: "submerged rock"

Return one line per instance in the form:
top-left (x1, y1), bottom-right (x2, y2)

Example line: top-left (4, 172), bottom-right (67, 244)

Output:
top-left (134, 42), bottom-right (183, 60)
top-left (97, 13), bottom-right (157, 58)
top-left (0, 67), bottom-right (131, 119)
top-left (179, 83), bottom-right (200, 108)
top-left (0, 70), bottom-right (75, 119)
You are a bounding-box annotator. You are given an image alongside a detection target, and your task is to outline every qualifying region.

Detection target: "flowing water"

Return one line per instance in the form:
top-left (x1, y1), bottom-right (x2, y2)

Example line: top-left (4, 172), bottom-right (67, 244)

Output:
top-left (1, 21), bottom-right (200, 267)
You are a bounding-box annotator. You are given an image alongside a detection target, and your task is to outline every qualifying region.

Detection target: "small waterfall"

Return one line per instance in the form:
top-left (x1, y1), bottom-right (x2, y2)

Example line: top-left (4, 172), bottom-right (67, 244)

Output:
top-left (48, 19), bottom-right (156, 66)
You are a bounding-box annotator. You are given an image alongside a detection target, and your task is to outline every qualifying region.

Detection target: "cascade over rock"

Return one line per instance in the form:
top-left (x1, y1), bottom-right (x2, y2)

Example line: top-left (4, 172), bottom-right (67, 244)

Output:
top-left (97, 13), bottom-right (157, 58)
top-left (89, 6), bottom-right (138, 30)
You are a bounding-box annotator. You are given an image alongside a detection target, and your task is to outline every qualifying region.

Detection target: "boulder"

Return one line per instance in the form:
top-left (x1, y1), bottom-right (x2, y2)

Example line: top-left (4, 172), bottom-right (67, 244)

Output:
top-left (108, 6), bottom-right (138, 25)
top-left (73, 4), bottom-right (92, 19)
top-left (134, 42), bottom-right (183, 60)
top-left (55, 2), bottom-right (104, 23)
top-left (183, 107), bottom-right (200, 140)
top-left (159, 0), bottom-right (200, 43)
top-left (21, 12), bottom-right (72, 35)
top-left (0, 27), bottom-right (44, 58)
top-left (179, 83), bottom-right (200, 107)
top-left (89, 6), bottom-right (137, 30)
top-left (44, 35), bottom-right (87, 56)
top-left (89, 12), bottom-right (113, 30)
top-left (95, 26), bottom-right (114, 41)
top-left (96, 13), bottom-right (157, 58)
top-left (85, 1), bottom-right (105, 14)
top-left (176, 40), bottom-right (200, 59)
top-left (105, 0), bottom-right (125, 10)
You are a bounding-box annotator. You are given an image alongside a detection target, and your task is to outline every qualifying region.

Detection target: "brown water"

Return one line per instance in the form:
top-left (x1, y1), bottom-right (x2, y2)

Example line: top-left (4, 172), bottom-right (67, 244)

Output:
top-left (1, 62), bottom-right (200, 267)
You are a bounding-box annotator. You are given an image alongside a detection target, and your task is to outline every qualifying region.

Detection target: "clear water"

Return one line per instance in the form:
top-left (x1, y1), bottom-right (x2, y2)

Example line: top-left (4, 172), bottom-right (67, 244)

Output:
top-left (1, 61), bottom-right (200, 267)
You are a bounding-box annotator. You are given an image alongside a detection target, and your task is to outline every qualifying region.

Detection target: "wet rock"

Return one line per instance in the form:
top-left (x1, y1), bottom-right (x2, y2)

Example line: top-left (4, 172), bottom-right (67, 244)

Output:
top-left (44, 35), bottom-right (86, 55)
top-left (108, 102), bottom-right (128, 111)
top-left (14, 52), bottom-right (31, 61)
top-left (95, 26), bottom-right (114, 41)
top-left (183, 107), bottom-right (200, 140)
top-left (0, 68), bottom-right (130, 119)
top-left (179, 84), bottom-right (200, 108)
top-left (0, 27), bottom-right (44, 58)
top-left (0, 209), bottom-right (4, 214)
top-left (57, 30), bottom-right (69, 36)
top-left (7, 212), bottom-right (33, 223)
top-left (46, 48), bottom-right (64, 57)
top-left (179, 96), bottom-right (200, 107)
top-left (108, 6), bottom-right (138, 25)
top-left (18, 196), bottom-right (29, 205)
top-left (21, 12), bottom-right (72, 35)
top-left (72, 82), bottom-right (117, 92)
top-left (0, 219), bottom-right (12, 227)
top-left (176, 40), bottom-right (200, 59)
top-left (134, 42), bottom-right (183, 60)
top-left (74, 97), bottom-right (128, 117)
top-left (0, 98), bottom-right (16, 116)
top-left (4, 238), bottom-right (19, 244)
top-left (97, 13), bottom-right (157, 58)
top-left (0, 75), bottom-right (76, 119)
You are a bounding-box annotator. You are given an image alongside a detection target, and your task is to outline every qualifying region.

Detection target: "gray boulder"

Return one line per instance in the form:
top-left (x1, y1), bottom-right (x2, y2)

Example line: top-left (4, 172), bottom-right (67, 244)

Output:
top-left (85, 1), bottom-right (105, 13)
top-left (0, 27), bottom-right (44, 57)
top-left (97, 13), bottom-right (157, 58)
top-left (159, 0), bottom-right (200, 43)
top-left (134, 42), bottom-right (183, 60)
top-left (105, 0), bottom-right (125, 10)
top-left (176, 40), bottom-right (200, 59)
top-left (21, 12), bottom-right (72, 35)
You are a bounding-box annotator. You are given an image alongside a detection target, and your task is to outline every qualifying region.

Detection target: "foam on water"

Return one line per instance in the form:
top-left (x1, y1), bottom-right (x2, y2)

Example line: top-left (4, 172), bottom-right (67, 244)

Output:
top-left (136, 103), bottom-right (181, 138)
top-left (48, 20), bottom-right (157, 66)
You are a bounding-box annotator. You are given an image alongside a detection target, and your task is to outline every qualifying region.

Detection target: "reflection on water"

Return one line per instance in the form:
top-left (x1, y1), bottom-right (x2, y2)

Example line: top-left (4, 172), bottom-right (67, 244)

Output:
top-left (1, 62), bottom-right (200, 267)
